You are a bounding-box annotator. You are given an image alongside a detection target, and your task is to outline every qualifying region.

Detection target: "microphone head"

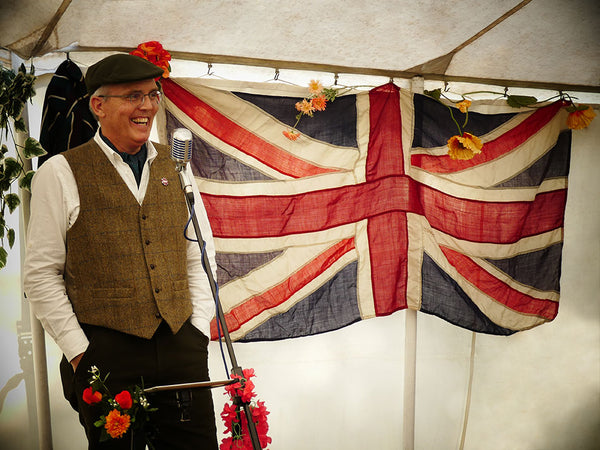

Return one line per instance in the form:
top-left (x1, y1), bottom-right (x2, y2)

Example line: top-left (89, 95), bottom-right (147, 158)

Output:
top-left (171, 128), bottom-right (193, 165)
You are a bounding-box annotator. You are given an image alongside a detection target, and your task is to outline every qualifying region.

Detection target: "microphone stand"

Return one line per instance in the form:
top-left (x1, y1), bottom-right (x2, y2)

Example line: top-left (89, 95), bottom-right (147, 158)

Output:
top-left (176, 164), bottom-right (262, 450)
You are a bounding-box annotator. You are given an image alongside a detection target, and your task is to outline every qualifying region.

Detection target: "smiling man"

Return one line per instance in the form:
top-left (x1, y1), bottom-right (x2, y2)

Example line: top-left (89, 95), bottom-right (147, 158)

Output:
top-left (23, 54), bottom-right (219, 449)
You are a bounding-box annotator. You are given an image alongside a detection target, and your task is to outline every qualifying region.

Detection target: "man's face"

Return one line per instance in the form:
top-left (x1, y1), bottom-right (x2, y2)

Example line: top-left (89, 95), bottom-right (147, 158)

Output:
top-left (92, 79), bottom-right (160, 154)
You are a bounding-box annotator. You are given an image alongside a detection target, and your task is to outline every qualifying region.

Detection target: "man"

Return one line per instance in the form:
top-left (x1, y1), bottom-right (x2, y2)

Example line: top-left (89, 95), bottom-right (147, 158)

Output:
top-left (23, 54), bottom-right (219, 449)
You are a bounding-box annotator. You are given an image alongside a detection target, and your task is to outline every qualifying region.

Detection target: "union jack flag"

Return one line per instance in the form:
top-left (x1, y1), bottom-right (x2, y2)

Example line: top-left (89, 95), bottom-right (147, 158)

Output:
top-left (161, 78), bottom-right (570, 341)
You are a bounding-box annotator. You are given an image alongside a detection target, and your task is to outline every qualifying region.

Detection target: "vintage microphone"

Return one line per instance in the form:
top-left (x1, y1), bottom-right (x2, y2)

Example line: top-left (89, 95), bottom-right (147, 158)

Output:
top-left (170, 128), bottom-right (194, 198)
top-left (146, 128), bottom-right (261, 449)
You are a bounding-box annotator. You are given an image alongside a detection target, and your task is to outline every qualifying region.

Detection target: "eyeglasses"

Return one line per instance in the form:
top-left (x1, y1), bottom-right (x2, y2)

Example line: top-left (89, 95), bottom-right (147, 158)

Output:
top-left (97, 90), bottom-right (162, 106)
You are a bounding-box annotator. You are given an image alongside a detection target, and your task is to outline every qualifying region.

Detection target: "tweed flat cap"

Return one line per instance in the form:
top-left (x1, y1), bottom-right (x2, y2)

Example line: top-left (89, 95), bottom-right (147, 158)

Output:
top-left (85, 54), bottom-right (164, 94)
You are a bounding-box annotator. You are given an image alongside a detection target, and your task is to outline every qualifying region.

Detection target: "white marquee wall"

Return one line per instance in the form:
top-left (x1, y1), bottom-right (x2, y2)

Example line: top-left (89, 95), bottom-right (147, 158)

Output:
top-left (0, 68), bottom-right (598, 450)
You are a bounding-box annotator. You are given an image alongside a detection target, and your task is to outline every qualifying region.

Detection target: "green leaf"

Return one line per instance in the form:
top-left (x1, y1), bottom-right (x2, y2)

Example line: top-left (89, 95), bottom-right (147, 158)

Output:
top-left (506, 95), bottom-right (538, 108)
top-left (424, 88), bottom-right (442, 101)
top-left (5, 193), bottom-right (20, 213)
top-left (0, 247), bottom-right (7, 270)
top-left (566, 104), bottom-right (590, 113)
top-left (322, 87), bottom-right (338, 102)
top-left (24, 137), bottom-right (47, 159)
top-left (7, 228), bottom-right (15, 248)
top-left (13, 117), bottom-right (27, 133)
top-left (3, 157), bottom-right (21, 180)
top-left (18, 170), bottom-right (35, 192)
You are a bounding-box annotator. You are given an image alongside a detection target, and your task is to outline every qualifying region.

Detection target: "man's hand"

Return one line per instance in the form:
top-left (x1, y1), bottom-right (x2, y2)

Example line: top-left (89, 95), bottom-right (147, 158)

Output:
top-left (70, 353), bottom-right (85, 371)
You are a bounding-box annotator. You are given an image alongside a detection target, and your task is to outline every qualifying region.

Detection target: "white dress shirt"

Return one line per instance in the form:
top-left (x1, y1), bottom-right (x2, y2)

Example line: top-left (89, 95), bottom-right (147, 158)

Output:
top-left (23, 131), bottom-right (217, 362)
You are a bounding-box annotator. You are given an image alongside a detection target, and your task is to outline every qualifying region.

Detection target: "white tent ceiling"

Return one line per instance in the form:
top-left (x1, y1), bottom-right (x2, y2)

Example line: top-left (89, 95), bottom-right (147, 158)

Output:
top-left (1, 0), bottom-right (599, 93)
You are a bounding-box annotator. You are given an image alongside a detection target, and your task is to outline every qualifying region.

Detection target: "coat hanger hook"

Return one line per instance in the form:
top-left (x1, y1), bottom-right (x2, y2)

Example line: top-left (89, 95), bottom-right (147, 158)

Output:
top-left (334, 73), bottom-right (339, 86)
top-left (274, 68), bottom-right (280, 81)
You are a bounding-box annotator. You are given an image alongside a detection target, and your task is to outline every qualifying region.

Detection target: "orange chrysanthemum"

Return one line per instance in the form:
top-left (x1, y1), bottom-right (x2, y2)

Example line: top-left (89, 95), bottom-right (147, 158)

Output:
top-left (104, 409), bottom-right (131, 439)
top-left (447, 132), bottom-right (483, 160)
top-left (311, 95), bottom-right (327, 111)
top-left (567, 105), bottom-right (596, 130)
top-left (295, 99), bottom-right (315, 116)
top-left (308, 79), bottom-right (323, 95)
top-left (283, 130), bottom-right (300, 141)
top-left (457, 99), bottom-right (472, 113)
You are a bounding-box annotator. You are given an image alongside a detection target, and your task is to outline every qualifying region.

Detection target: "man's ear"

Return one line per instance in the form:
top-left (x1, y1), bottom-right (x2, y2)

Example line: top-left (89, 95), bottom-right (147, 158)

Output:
top-left (90, 96), bottom-right (105, 118)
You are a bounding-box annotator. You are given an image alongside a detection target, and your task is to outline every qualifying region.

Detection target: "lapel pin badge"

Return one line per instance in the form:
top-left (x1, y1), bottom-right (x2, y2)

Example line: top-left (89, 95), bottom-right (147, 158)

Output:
top-left (161, 177), bottom-right (169, 186)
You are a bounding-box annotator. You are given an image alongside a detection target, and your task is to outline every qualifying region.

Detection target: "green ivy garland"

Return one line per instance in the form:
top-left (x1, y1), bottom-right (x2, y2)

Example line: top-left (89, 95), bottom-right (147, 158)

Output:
top-left (0, 63), bottom-right (47, 269)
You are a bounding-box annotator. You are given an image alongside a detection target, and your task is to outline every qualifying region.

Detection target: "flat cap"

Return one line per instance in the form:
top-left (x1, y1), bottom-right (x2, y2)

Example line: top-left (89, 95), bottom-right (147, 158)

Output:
top-left (85, 54), bottom-right (164, 94)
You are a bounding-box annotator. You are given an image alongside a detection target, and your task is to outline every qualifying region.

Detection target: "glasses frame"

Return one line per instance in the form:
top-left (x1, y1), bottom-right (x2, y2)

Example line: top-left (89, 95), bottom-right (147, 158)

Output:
top-left (96, 90), bottom-right (162, 106)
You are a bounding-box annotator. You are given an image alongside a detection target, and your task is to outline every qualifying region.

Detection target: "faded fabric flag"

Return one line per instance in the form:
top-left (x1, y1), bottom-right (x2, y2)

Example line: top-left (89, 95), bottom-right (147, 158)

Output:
top-left (161, 78), bottom-right (570, 341)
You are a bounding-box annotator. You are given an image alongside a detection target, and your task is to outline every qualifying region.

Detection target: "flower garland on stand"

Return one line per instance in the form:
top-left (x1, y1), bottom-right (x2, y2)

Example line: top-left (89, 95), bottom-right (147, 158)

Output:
top-left (220, 368), bottom-right (271, 450)
top-left (83, 366), bottom-right (157, 447)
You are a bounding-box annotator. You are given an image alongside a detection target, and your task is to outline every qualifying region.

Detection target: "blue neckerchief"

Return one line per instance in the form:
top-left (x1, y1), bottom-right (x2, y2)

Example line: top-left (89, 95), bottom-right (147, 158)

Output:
top-left (100, 131), bottom-right (147, 186)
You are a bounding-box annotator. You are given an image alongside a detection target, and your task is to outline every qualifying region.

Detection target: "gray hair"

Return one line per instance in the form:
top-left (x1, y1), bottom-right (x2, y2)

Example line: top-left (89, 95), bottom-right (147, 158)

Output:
top-left (88, 85), bottom-right (111, 121)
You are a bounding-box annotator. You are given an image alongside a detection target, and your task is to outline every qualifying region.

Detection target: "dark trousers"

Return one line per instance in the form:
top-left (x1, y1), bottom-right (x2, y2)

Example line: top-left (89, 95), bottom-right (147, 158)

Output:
top-left (60, 320), bottom-right (218, 450)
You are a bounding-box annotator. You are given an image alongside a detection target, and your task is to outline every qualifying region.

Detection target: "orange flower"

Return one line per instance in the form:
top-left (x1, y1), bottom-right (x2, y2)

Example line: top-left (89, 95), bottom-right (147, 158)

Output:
top-left (82, 387), bottom-right (102, 405)
top-left (283, 130), bottom-right (300, 141)
top-left (311, 95), bottom-right (327, 112)
top-left (308, 79), bottom-right (323, 95)
top-left (457, 99), bottom-right (472, 113)
top-left (447, 132), bottom-right (483, 160)
top-left (567, 105), bottom-right (596, 130)
top-left (104, 409), bottom-right (131, 439)
top-left (295, 99), bottom-right (315, 116)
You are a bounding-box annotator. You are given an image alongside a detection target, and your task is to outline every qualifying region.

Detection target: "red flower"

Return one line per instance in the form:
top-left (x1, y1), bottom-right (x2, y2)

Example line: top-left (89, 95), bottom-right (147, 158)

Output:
top-left (221, 369), bottom-right (270, 449)
top-left (82, 386), bottom-right (102, 405)
top-left (225, 370), bottom-right (257, 404)
top-left (130, 41), bottom-right (172, 78)
top-left (115, 390), bottom-right (133, 410)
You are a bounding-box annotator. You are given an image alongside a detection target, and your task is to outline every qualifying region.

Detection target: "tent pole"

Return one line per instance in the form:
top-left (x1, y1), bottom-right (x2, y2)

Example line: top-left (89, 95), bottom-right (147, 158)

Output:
top-left (403, 309), bottom-right (417, 450)
top-left (402, 75), bottom-right (424, 450)
top-left (12, 52), bottom-right (54, 450)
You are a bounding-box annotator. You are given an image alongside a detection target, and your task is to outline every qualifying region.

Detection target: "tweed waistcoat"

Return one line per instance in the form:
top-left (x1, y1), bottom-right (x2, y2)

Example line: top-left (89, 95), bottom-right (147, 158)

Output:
top-left (63, 140), bottom-right (193, 338)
